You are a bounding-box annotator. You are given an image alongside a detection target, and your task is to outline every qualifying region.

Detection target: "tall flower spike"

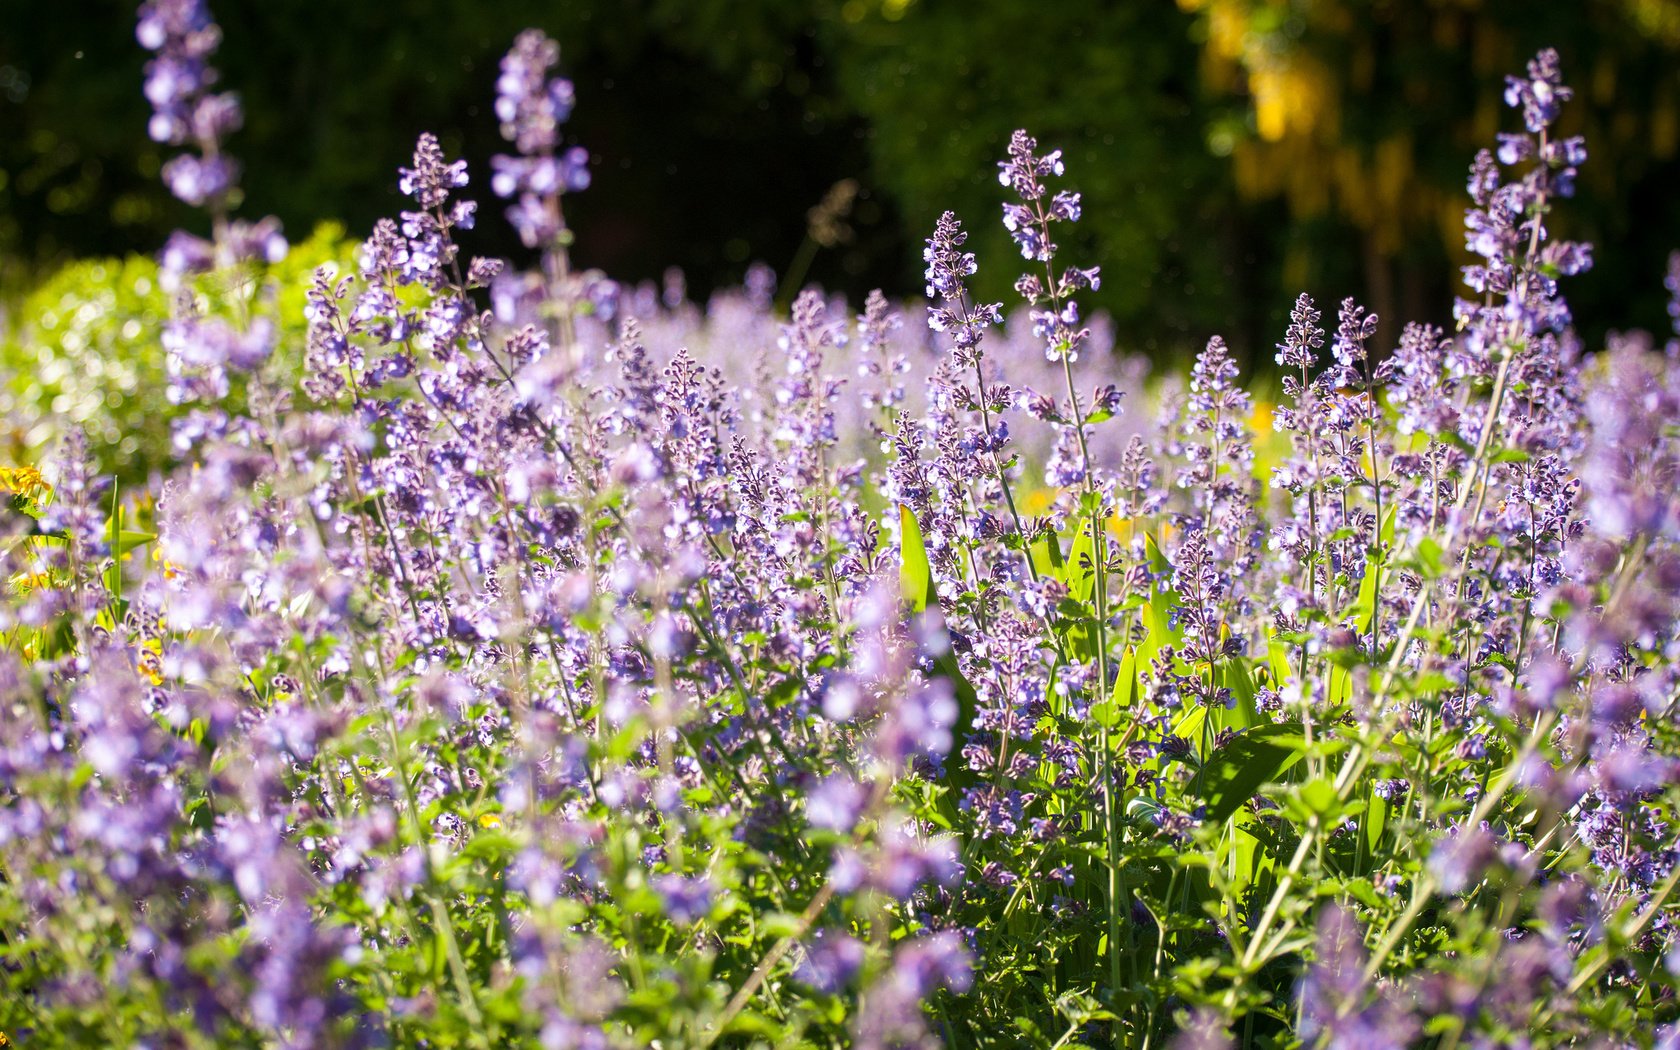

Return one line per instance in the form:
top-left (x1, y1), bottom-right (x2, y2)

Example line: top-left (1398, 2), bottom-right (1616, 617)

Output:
top-left (394, 133), bottom-right (475, 297)
top-left (1665, 251), bottom-right (1680, 342)
top-left (923, 211), bottom-right (1002, 368)
top-left (1504, 48), bottom-right (1572, 134)
top-left (138, 0), bottom-right (286, 279)
top-left (137, 0), bottom-right (234, 154)
top-left (998, 129), bottom-right (1099, 361)
top-left (1276, 292), bottom-right (1325, 372)
top-left (491, 29), bottom-right (590, 249)
top-left (1454, 49), bottom-right (1587, 375)
top-left (138, 0), bottom-right (238, 211)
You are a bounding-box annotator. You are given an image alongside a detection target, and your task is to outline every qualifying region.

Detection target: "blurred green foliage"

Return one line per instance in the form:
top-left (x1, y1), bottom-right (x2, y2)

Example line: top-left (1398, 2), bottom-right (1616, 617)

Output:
top-left (1, 224), bottom-right (355, 484)
top-left (832, 2), bottom-right (1245, 356)
top-left (2, 0), bottom-right (1677, 364)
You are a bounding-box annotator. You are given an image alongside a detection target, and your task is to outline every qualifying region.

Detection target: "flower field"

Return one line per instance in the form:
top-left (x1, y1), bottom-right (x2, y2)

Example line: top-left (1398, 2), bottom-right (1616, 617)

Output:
top-left (2, 3), bottom-right (1680, 1047)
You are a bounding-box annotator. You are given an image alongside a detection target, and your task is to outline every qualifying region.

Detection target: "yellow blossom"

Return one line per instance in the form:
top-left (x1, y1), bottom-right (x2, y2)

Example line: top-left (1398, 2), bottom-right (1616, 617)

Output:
top-left (9, 571), bottom-right (56, 595)
top-left (0, 465), bottom-right (51, 501)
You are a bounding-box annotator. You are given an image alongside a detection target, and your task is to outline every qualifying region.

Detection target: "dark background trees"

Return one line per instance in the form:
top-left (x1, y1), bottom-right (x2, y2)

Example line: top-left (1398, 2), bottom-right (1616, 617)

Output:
top-left (3, 0), bottom-right (1677, 366)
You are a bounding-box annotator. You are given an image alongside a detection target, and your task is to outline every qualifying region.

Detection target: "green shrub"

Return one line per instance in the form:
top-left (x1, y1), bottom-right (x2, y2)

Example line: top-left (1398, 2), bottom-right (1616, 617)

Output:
top-left (1, 223), bottom-right (355, 482)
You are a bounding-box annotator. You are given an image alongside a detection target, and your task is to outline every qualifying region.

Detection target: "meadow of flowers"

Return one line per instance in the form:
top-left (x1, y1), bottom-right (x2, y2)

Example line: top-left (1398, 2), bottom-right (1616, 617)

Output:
top-left (2, 3), bottom-right (1679, 1047)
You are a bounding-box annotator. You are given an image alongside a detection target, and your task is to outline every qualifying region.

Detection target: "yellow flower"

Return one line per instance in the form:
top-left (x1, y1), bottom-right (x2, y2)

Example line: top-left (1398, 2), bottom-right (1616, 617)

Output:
top-left (0, 464), bottom-right (51, 501)
top-left (1248, 400), bottom-right (1275, 434)
top-left (1108, 515), bottom-right (1138, 543)
top-left (151, 544), bottom-right (179, 580)
top-left (138, 638), bottom-right (164, 686)
top-left (9, 571), bottom-right (56, 595)
top-left (477, 813), bottom-right (502, 829)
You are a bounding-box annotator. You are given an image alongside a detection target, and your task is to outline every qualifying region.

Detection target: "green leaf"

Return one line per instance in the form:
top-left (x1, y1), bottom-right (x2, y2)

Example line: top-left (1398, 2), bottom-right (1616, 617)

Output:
top-left (1366, 785), bottom-right (1390, 854)
top-left (1298, 777), bottom-right (1338, 817)
top-left (1127, 795), bottom-right (1164, 821)
top-left (115, 529), bottom-right (156, 557)
top-left (1200, 723), bottom-right (1308, 823)
top-left (1327, 665), bottom-right (1354, 709)
top-left (1115, 646), bottom-right (1138, 711)
top-left (1220, 815), bottom-right (1270, 900)
top-left (760, 911), bottom-right (804, 939)
top-left (1091, 646), bottom-right (1138, 729)
top-left (1061, 615), bottom-right (1100, 662)
top-left (897, 504), bottom-right (935, 613)
top-left (1342, 506), bottom-right (1397, 636)
top-left (1171, 704), bottom-right (1209, 751)
top-left (1029, 529), bottom-right (1064, 579)
top-left (461, 831), bottom-right (518, 863)
top-left (1416, 535), bottom-right (1445, 578)
top-left (1265, 621), bottom-right (1295, 690)
top-left (1215, 656), bottom-right (1261, 733)
top-left (1137, 533), bottom-right (1182, 671)
top-left (1061, 522), bottom-right (1098, 604)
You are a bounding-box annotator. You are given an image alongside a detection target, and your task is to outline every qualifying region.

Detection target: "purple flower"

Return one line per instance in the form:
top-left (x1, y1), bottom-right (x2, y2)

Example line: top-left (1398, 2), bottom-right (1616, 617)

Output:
top-left (496, 30), bottom-right (576, 154)
top-left (997, 130), bottom-right (1064, 201)
top-left (872, 678), bottom-right (958, 767)
top-left (139, 0), bottom-right (287, 270)
top-left (998, 130), bottom-right (1095, 360)
top-left (923, 211), bottom-right (1001, 366)
top-left (807, 773), bottom-right (868, 832)
top-left (160, 153), bottom-right (237, 208)
top-left (1298, 904), bottom-right (1419, 1048)
top-left (398, 132), bottom-right (470, 211)
top-left (137, 0), bottom-right (225, 148)
top-left (853, 932), bottom-right (973, 1050)
top-left (491, 29), bottom-right (589, 249)
top-left (795, 929), bottom-right (866, 994)
top-left (1428, 823), bottom-right (1498, 894)
top-left (652, 873), bottom-right (712, 924)
top-left (1504, 48), bottom-right (1572, 133)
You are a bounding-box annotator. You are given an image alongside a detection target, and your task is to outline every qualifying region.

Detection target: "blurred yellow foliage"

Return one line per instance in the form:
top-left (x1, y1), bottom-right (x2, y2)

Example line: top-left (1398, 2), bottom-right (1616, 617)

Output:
top-left (1179, 0), bottom-right (1680, 263)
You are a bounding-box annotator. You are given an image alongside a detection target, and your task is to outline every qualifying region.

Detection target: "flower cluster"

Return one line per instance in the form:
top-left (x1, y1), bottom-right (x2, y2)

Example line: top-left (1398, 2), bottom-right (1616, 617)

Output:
top-left (998, 130), bottom-right (1101, 364)
top-left (491, 29), bottom-right (590, 250)
top-left (138, 0), bottom-right (237, 204)
top-left (137, 0), bottom-right (289, 409)
top-left (4, 22), bottom-right (1680, 1050)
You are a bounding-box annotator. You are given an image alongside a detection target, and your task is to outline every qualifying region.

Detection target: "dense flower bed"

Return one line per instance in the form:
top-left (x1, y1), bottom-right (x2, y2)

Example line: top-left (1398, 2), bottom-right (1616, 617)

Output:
top-left (2, 3), bottom-right (1679, 1047)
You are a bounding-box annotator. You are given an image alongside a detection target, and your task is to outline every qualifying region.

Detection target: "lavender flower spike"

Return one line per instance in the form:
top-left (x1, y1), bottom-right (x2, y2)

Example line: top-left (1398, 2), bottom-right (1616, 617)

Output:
top-left (491, 29), bottom-right (589, 249)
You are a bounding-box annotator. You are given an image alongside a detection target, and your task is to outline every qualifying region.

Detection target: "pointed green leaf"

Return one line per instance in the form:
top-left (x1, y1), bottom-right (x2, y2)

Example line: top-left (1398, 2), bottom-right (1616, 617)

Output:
top-left (1091, 646), bottom-right (1138, 729)
top-left (1216, 656), bottom-right (1261, 733)
top-left (116, 529), bottom-right (156, 557)
top-left (1062, 522), bottom-right (1098, 604)
top-left (1366, 786), bottom-right (1390, 855)
top-left (1343, 506), bottom-right (1396, 635)
top-left (1137, 533), bottom-right (1182, 671)
top-left (1327, 665), bottom-right (1353, 709)
top-left (897, 504), bottom-right (935, 613)
top-left (1029, 530), bottom-right (1064, 579)
top-left (1265, 622), bottom-right (1295, 690)
top-left (1200, 723), bottom-right (1309, 824)
top-left (1116, 646), bottom-right (1138, 711)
